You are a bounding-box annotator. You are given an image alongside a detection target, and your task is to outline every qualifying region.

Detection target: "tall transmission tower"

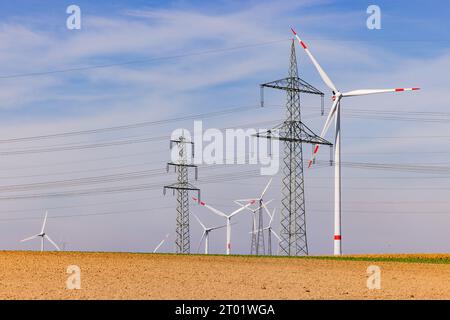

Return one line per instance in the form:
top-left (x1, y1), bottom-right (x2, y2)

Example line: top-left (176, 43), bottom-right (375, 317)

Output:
top-left (256, 40), bottom-right (332, 256)
top-left (163, 133), bottom-right (200, 254)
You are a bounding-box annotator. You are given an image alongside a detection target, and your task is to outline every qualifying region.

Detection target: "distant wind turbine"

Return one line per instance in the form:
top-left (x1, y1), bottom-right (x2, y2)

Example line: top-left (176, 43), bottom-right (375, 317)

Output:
top-left (193, 213), bottom-right (228, 254)
top-left (235, 178), bottom-right (273, 254)
top-left (193, 197), bottom-right (255, 255)
top-left (153, 233), bottom-right (170, 253)
top-left (250, 208), bottom-right (281, 255)
top-left (20, 211), bottom-right (60, 252)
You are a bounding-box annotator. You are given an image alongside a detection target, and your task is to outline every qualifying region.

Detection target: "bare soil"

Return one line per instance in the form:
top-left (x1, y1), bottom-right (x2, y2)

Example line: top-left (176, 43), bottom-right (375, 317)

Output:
top-left (0, 251), bottom-right (448, 299)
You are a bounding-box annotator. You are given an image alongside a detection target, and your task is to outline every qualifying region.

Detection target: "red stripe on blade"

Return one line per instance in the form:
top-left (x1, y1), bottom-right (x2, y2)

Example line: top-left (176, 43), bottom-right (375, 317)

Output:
top-left (395, 88), bottom-right (405, 92)
top-left (334, 235), bottom-right (341, 240)
top-left (290, 28), bottom-right (297, 35)
top-left (300, 41), bottom-right (307, 49)
top-left (314, 145), bottom-right (319, 154)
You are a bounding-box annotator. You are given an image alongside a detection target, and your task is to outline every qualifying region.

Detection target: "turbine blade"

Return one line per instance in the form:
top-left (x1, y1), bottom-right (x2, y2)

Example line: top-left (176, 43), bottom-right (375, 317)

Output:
top-left (259, 178), bottom-right (273, 199)
top-left (233, 200), bottom-right (253, 209)
top-left (291, 28), bottom-right (338, 92)
top-left (209, 224), bottom-right (228, 231)
top-left (197, 231), bottom-right (206, 253)
top-left (261, 200), bottom-right (273, 219)
top-left (153, 239), bottom-right (166, 253)
top-left (40, 211), bottom-right (48, 234)
top-left (193, 213), bottom-right (206, 230)
top-left (45, 235), bottom-right (60, 251)
top-left (308, 98), bottom-right (339, 167)
top-left (193, 197), bottom-right (227, 217)
top-left (342, 87), bottom-right (420, 97)
top-left (229, 200), bottom-right (256, 218)
top-left (271, 229), bottom-right (282, 242)
top-left (235, 198), bottom-right (258, 202)
top-left (20, 234), bottom-right (39, 242)
top-left (234, 200), bottom-right (258, 214)
top-left (269, 208), bottom-right (276, 226)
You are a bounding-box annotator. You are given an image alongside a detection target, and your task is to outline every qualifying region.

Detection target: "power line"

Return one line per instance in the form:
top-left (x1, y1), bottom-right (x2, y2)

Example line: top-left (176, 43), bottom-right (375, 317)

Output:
top-left (0, 207), bottom-right (173, 223)
top-left (0, 35), bottom-right (447, 82)
top-left (2, 103), bottom-right (450, 154)
top-left (0, 118), bottom-right (283, 156)
top-left (0, 104), bottom-right (278, 144)
top-left (0, 169), bottom-right (263, 200)
top-left (0, 39), bottom-right (289, 80)
top-left (3, 103), bottom-right (450, 146)
top-left (0, 196), bottom-right (157, 215)
top-left (2, 206), bottom-right (449, 225)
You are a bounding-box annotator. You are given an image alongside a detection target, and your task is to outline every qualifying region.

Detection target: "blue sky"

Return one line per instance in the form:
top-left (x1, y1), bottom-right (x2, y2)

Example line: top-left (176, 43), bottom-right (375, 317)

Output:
top-left (0, 1), bottom-right (448, 255)
top-left (0, 0), bottom-right (447, 119)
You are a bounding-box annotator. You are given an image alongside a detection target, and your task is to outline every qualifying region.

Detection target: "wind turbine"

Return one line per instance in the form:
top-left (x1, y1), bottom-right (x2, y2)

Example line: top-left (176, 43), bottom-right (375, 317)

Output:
top-left (193, 197), bottom-right (255, 255)
top-left (235, 178), bottom-right (272, 254)
top-left (20, 211), bottom-right (60, 252)
top-left (250, 208), bottom-right (281, 255)
top-left (236, 198), bottom-right (274, 254)
top-left (153, 233), bottom-right (170, 253)
top-left (193, 214), bottom-right (227, 254)
top-left (291, 28), bottom-right (420, 255)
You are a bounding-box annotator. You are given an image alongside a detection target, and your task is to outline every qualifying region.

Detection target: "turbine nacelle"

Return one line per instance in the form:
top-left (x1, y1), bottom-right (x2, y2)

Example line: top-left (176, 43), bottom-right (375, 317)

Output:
top-left (331, 92), bottom-right (342, 101)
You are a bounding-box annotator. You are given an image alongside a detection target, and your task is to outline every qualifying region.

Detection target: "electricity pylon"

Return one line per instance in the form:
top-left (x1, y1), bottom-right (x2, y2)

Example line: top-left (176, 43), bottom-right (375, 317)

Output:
top-left (256, 40), bottom-right (332, 256)
top-left (163, 134), bottom-right (200, 254)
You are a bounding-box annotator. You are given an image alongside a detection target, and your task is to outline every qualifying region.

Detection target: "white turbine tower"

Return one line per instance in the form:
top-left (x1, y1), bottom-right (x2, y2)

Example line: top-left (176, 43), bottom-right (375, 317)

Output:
top-left (291, 28), bottom-right (420, 255)
top-left (193, 214), bottom-right (227, 254)
top-left (193, 197), bottom-right (255, 255)
top-left (20, 211), bottom-right (60, 252)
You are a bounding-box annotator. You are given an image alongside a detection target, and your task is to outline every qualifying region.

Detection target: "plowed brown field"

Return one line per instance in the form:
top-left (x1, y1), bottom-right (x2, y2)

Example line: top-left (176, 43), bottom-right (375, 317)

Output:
top-left (0, 251), bottom-right (449, 299)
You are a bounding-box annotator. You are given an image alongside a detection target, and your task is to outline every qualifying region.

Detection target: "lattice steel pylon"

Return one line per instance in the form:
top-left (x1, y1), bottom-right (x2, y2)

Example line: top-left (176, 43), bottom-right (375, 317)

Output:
top-left (163, 134), bottom-right (200, 254)
top-left (250, 199), bottom-right (265, 255)
top-left (256, 40), bottom-right (332, 256)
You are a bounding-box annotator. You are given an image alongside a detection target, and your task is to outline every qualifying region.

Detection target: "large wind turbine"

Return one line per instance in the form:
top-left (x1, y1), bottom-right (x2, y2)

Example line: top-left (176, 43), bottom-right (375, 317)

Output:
top-left (20, 211), bottom-right (60, 252)
top-left (193, 214), bottom-right (227, 254)
top-left (193, 197), bottom-right (255, 254)
top-left (291, 28), bottom-right (420, 255)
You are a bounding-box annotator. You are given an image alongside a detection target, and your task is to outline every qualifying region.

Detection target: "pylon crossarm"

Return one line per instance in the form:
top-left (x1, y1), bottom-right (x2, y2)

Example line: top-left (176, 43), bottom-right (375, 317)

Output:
top-left (253, 122), bottom-right (333, 146)
top-left (163, 183), bottom-right (200, 192)
top-left (260, 76), bottom-right (324, 96)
